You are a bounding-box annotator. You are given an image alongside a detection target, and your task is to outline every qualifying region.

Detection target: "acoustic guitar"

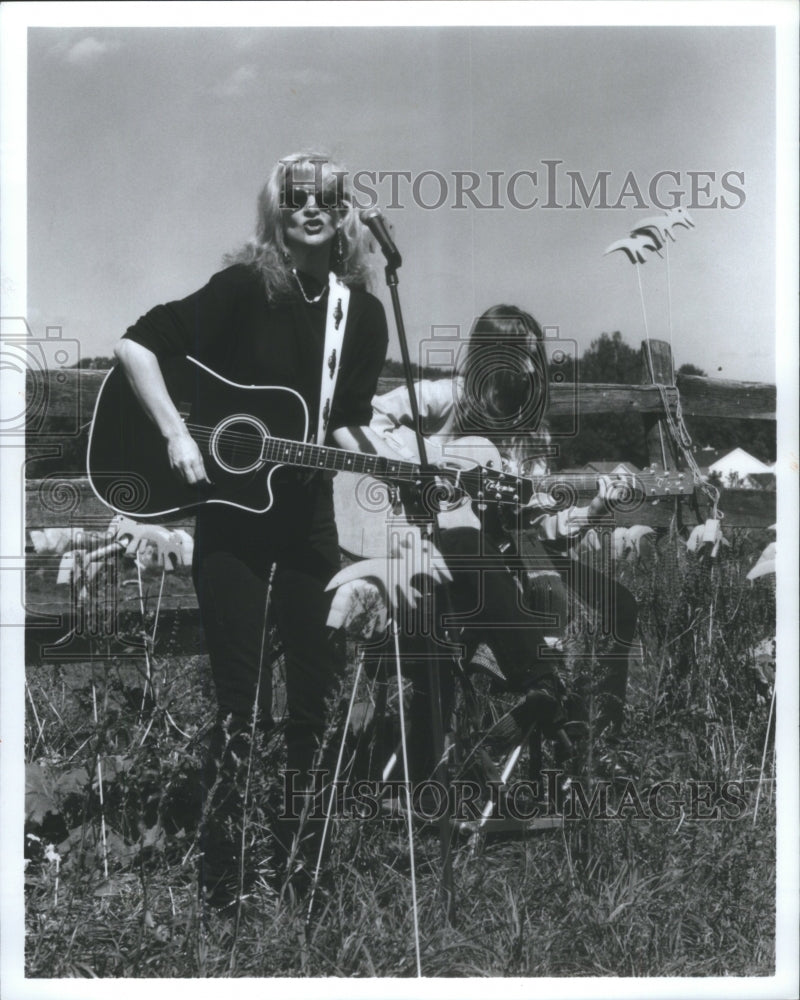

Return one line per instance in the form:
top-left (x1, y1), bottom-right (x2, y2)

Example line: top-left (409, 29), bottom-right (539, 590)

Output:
top-left (87, 356), bottom-right (532, 520)
top-left (333, 427), bottom-right (694, 558)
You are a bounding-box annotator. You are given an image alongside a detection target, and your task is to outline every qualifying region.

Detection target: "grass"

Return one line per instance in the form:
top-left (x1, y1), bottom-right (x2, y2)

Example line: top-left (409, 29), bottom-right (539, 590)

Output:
top-left (23, 527), bottom-right (776, 978)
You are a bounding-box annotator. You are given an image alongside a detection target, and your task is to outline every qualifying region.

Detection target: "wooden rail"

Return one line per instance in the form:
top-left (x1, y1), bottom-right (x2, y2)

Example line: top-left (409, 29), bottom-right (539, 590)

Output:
top-left (27, 364), bottom-right (776, 425)
top-left (23, 340), bottom-right (776, 662)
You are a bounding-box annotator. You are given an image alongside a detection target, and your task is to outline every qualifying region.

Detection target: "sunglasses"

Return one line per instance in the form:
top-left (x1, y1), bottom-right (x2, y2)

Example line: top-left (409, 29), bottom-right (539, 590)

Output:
top-left (282, 182), bottom-right (344, 212)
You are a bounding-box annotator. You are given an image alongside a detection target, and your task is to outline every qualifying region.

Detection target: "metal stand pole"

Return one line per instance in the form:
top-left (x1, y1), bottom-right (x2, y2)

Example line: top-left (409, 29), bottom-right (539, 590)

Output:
top-left (383, 263), bottom-right (456, 925)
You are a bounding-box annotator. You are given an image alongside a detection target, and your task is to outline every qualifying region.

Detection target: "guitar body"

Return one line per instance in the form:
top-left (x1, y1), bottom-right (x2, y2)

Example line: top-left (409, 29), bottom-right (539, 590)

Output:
top-left (334, 436), bottom-right (504, 558)
top-left (87, 357), bottom-right (310, 519)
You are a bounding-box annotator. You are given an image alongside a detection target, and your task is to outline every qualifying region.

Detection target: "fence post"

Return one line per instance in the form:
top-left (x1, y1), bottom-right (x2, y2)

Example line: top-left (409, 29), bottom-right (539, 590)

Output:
top-left (640, 339), bottom-right (682, 472)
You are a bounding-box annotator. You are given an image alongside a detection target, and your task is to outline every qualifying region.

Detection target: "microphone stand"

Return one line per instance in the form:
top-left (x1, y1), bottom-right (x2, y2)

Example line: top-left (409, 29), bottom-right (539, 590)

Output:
top-left (381, 259), bottom-right (457, 926)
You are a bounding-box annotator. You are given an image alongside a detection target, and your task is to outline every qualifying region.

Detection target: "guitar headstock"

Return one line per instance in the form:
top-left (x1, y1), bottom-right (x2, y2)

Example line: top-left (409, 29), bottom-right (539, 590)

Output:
top-left (429, 435), bottom-right (532, 508)
top-left (636, 467), bottom-right (695, 498)
top-left (457, 467), bottom-right (533, 507)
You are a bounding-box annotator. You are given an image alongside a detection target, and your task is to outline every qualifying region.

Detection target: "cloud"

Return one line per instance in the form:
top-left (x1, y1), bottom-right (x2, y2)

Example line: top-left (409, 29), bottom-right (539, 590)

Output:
top-left (209, 64), bottom-right (336, 100)
top-left (211, 65), bottom-right (258, 98)
top-left (63, 36), bottom-right (121, 66)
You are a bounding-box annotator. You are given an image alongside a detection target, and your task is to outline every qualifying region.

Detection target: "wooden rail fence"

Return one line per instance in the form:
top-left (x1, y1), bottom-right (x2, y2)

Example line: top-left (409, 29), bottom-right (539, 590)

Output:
top-left (26, 356), bottom-right (777, 424)
top-left (24, 339), bottom-right (776, 662)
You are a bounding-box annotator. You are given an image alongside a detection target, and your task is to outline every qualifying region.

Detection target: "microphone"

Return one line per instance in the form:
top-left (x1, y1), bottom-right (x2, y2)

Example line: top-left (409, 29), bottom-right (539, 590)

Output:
top-left (360, 207), bottom-right (402, 268)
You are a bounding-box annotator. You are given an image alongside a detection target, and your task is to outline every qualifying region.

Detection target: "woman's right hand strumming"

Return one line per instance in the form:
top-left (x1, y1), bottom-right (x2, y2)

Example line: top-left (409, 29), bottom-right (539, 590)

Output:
top-left (166, 429), bottom-right (211, 486)
top-left (114, 339), bottom-right (211, 485)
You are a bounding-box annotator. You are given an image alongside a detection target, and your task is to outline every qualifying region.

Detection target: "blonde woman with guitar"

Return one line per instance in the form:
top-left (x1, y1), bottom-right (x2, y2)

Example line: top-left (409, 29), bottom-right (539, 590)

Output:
top-left (111, 152), bottom-right (391, 907)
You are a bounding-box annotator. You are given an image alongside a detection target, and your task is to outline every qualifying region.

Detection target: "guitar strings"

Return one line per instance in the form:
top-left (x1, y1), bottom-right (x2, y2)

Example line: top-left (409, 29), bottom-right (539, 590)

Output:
top-left (179, 421), bottom-right (420, 478)
top-left (177, 422), bottom-right (679, 499)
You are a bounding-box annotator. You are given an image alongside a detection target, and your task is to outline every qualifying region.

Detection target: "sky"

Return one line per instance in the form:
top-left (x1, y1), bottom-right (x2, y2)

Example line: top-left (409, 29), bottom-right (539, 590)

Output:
top-left (21, 20), bottom-right (779, 382)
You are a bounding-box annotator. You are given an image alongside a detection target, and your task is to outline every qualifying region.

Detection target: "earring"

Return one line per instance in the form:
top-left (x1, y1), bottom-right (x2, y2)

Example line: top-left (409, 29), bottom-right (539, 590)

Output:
top-left (333, 227), bottom-right (345, 272)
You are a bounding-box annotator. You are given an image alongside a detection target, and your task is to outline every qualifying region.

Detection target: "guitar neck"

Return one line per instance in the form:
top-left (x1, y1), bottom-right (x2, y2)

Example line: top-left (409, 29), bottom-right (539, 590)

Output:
top-left (258, 439), bottom-right (688, 501)
top-left (530, 474), bottom-right (613, 493)
top-left (261, 436), bottom-right (421, 482)
top-left (529, 471), bottom-right (690, 498)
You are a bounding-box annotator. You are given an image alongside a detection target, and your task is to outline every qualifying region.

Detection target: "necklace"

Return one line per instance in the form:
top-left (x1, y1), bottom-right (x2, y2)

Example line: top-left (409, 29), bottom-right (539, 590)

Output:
top-left (292, 269), bottom-right (328, 305)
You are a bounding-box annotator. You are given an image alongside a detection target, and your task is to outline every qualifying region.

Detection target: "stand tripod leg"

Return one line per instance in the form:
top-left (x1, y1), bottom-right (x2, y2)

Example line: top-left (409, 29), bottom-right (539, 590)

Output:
top-left (306, 648), bottom-right (365, 922)
top-left (392, 619), bottom-right (423, 977)
top-left (384, 265), bottom-right (457, 925)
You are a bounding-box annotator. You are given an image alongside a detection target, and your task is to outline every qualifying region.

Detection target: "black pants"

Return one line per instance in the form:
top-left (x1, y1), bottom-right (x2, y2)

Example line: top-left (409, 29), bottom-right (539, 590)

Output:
top-left (439, 526), bottom-right (561, 687)
top-left (402, 526), bottom-right (563, 780)
top-left (192, 493), bottom-right (341, 883)
top-left (402, 527), bottom-right (637, 778)
top-left (195, 549), bottom-right (339, 778)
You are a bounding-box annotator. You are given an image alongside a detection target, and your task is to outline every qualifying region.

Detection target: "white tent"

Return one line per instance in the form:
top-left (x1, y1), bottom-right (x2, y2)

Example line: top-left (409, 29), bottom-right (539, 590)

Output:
top-left (707, 448), bottom-right (773, 482)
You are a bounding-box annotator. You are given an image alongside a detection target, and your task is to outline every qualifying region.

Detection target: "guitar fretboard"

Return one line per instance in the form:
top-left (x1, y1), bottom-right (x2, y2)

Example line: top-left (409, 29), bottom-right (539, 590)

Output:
top-left (262, 437), bottom-right (421, 481)
top-left (531, 474), bottom-right (624, 492)
top-left (529, 472), bottom-right (689, 497)
top-left (259, 439), bottom-right (689, 499)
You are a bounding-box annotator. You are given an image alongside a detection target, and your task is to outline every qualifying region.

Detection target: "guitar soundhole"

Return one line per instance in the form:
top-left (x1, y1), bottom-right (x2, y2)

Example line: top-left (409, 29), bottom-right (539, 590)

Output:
top-left (210, 415), bottom-right (267, 475)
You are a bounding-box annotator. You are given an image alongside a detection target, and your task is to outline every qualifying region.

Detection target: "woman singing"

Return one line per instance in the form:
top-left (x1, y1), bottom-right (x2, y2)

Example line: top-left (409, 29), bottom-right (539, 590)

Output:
top-left (114, 152), bottom-right (389, 907)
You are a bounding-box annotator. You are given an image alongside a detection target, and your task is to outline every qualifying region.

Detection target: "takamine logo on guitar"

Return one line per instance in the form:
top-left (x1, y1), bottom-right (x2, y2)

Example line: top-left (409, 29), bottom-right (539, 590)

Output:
top-left (87, 356), bottom-right (533, 520)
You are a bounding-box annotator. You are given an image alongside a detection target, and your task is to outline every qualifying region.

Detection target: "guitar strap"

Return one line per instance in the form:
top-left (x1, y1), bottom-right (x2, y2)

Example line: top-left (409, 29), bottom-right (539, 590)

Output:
top-left (315, 272), bottom-right (350, 445)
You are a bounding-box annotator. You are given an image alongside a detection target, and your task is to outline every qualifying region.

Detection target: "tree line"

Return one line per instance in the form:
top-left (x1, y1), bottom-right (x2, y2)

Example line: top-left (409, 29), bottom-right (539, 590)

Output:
top-left (544, 331), bottom-right (774, 469)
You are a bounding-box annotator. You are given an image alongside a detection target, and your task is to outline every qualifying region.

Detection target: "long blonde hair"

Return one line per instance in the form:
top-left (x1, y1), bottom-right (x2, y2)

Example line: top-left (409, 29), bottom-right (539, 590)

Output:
top-left (225, 150), bottom-right (374, 301)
